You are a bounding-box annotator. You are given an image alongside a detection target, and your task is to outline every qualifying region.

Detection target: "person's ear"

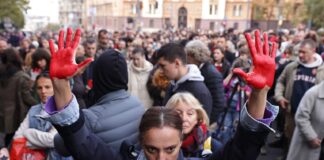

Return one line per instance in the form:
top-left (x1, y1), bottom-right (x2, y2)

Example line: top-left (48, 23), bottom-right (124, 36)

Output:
top-left (174, 58), bottom-right (182, 68)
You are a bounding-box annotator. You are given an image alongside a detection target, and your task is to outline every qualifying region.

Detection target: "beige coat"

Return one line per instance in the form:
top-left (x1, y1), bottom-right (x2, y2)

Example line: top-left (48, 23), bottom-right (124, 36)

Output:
top-left (128, 60), bottom-right (153, 110)
top-left (286, 81), bottom-right (324, 160)
top-left (274, 60), bottom-right (324, 113)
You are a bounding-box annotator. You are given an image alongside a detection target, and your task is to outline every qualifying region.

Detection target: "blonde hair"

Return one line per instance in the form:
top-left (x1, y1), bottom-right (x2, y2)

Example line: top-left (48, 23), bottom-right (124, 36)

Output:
top-left (165, 92), bottom-right (210, 126)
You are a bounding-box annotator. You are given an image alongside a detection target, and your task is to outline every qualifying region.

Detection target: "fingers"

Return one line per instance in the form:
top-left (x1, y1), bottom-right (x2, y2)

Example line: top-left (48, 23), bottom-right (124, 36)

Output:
top-left (255, 30), bottom-right (263, 55)
top-left (271, 42), bottom-right (277, 59)
top-left (71, 28), bottom-right (81, 50)
top-left (233, 68), bottom-right (248, 80)
top-left (77, 58), bottom-right (93, 70)
top-left (244, 33), bottom-right (257, 62)
top-left (58, 30), bottom-right (64, 50)
top-left (65, 27), bottom-right (72, 48)
top-left (263, 32), bottom-right (269, 55)
top-left (49, 40), bottom-right (55, 56)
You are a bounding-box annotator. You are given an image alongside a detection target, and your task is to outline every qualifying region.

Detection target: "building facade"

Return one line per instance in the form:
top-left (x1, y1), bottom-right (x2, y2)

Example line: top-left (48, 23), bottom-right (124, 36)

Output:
top-left (59, 0), bottom-right (83, 28)
top-left (77, 0), bottom-right (303, 32)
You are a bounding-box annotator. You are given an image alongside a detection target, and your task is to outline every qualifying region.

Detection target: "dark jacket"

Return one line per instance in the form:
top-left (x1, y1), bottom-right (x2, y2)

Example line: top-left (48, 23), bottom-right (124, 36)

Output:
top-left (54, 113), bottom-right (268, 160)
top-left (163, 65), bottom-right (212, 117)
top-left (200, 62), bottom-right (226, 123)
top-left (0, 71), bottom-right (37, 134)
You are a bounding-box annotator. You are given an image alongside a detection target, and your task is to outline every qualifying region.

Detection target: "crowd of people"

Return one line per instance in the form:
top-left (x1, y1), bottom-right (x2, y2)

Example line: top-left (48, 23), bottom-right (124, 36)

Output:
top-left (0, 24), bottom-right (323, 160)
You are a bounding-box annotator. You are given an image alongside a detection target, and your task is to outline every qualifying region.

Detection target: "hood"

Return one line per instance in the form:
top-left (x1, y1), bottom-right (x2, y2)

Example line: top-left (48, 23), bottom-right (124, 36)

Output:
top-left (92, 49), bottom-right (128, 103)
top-left (297, 53), bottom-right (323, 68)
top-left (129, 60), bottom-right (153, 73)
top-left (171, 64), bottom-right (204, 91)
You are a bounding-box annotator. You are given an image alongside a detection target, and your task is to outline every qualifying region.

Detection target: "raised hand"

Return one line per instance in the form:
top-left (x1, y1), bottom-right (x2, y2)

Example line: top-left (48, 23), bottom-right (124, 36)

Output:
top-left (233, 30), bottom-right (277, 89)
top-left (49, 28), bottom-right (93, 79)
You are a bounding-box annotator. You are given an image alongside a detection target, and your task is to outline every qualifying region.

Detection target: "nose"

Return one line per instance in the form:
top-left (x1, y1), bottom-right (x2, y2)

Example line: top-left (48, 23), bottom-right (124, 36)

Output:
top-left (157, 152), bottom-right (167, 160)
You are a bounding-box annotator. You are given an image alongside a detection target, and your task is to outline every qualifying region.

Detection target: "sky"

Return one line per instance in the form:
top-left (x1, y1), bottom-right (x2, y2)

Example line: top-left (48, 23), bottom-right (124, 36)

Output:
top-left (27, 0), bottom-right (59, 23)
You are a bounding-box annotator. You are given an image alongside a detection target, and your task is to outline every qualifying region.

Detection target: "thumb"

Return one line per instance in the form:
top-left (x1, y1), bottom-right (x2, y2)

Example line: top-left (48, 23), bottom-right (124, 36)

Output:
top-left (233, 68), bottom-right (248, 81)
top-left (78, 58), bottom-right (93, 70)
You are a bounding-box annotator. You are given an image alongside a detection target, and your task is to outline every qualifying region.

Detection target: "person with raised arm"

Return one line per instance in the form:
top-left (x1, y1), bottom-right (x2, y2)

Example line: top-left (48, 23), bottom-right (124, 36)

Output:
top-left (43, 28), bottom-right (278, 160)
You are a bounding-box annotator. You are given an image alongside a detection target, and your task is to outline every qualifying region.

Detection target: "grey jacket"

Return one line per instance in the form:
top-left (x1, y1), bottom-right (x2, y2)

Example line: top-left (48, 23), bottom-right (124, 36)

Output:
top-left (287, 81), bottom-right (324, 160)
top-left (43, 89), bottom-right (145, 155)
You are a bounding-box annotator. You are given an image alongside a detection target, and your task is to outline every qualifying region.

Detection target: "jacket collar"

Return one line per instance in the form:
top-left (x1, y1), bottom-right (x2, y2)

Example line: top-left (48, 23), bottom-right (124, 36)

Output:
top-left (96, 89), bottom-right (129, 104)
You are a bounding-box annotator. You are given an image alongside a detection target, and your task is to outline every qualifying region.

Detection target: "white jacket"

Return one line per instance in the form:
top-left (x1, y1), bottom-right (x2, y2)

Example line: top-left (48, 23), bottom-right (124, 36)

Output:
top-left (128, 60), bottom-right (153, 110)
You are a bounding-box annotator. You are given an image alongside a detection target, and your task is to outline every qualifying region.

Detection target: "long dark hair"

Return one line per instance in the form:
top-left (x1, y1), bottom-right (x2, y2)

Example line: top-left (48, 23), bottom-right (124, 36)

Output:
top-left (139, 107), bottom-right (183, 143)
top-left (0, 48), bottom-right (23, 82)
top-left (31, 48), bottom-right (51, 70)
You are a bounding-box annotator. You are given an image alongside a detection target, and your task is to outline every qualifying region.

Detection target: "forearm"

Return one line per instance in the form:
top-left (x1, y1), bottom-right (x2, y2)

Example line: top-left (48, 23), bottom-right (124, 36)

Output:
top-left (247, 88), bottom-right (268, 119)
top-left (24, 129), bottom-right (56, 148)
top-left (52, 78), bottom-right (73, 110)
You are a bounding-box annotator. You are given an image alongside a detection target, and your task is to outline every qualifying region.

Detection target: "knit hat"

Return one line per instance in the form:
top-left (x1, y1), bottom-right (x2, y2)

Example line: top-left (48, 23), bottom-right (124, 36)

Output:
top-left (92, 49), bottom-right (128, 102)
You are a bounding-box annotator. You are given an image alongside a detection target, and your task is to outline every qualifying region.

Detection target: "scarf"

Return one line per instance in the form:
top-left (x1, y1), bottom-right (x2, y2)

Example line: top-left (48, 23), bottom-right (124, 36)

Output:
top-left (181, 123), bottom-right (208, 157)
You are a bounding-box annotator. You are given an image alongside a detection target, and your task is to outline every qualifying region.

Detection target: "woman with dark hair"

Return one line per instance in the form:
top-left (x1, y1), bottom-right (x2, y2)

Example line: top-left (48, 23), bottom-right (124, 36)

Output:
top-left (0, 48), bottom-right (37, 148)
top-left (13, 72), bottom-right (72, 160)
top-left (211, 45), bottom-right (231, 78)
top-left (29, 48), bottom-right (51, 81)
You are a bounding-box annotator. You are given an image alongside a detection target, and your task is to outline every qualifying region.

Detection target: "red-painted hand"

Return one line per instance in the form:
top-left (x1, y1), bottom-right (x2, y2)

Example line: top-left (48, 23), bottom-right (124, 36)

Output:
top-left (49, 28), bottom-right (93, 79)
top-left (233, 30), bottom-right (277, 89)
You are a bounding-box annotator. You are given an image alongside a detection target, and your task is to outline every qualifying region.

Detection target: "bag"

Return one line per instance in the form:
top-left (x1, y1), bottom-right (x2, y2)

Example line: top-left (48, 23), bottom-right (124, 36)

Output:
top-left (10, 137), bottom-right (46, 160)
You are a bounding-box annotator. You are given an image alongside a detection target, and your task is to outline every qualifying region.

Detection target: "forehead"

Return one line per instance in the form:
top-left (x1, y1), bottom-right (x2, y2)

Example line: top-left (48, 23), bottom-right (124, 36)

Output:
top-left (174, 101), bottom-right (195, 111)
top-left (37, 77), bottom-right (52, 86)
top-left (142, 127), bottom-right (181, 147)
top-left (158, 57), bottom-right (173, 65)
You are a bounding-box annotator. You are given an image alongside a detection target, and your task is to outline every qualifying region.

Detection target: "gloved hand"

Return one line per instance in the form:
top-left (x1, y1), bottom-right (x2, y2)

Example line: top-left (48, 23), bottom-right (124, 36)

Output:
top-left (49, 28), bottom-right (93, 79)
top-left (233, 30), bottom-right (277, 89)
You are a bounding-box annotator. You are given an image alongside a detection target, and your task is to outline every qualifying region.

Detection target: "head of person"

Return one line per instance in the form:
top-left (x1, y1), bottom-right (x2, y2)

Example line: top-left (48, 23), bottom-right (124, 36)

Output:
top-left (20, 38), bottom-right (31, 50)
top-left (283, 44), bottom-right (295, 59)
top-left (92, 49), bottom-right (128, 103)
top-left (298, 39), bottom-right (317, 64)
top-left (139, 107), bottom-right (183, 160)
top-left (131, 47), bottom-right (146, 68)
top-left (0, 48), bottom-right (23, 80)
top-left (185, 40), bottom-right (211, 65)
top-left (35, 72), bottom-right (53, 104)
top-left (165, 92), bottom-right (209, 135)
top-left (212, 45), bottom-right (225, 63)
top-left (84, 39), bottom-right (97, 58)
top-left (118, 40), bottom-right (126, 49)
top-left (75, 44), bottom-right (85, 58)
top-left (238, 47), bottom-right (250, 61)
top-left (216, 35), bottom-right (227, 48)
top-left (98, 29), bottom-right (109, 47)
top-left (31, 48), bottom-right (51, 71)
top-left (39, 38), bottom-right (49, 49)
top-left (0, 39), bottom-right (8, 53)
top-left (156, 43), bottom-right (187, 81)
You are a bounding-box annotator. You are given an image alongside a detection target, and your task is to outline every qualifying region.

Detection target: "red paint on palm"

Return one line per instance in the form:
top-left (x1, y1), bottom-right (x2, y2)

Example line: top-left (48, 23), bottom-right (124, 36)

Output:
top-left (49, 28), bottom-right (93, 79)
top-left (233, 30), bottom-right (277, 89)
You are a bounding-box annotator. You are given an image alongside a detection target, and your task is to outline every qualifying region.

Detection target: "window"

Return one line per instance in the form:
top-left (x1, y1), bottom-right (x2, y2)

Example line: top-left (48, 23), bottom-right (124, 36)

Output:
top-left (131, 4), bottom-right (136, 14)
top-left (214, 5), bottom-right (218, 15)
top-left (209, 5), bottom-right (213, 15)
top-left (209, 22), bottom-right (215, 30)
top-left (239, 5), bottom-right (242, 16)
top-left (149, 4), bottom-right (152, 14)
top-left (233, 5), bottom-right (237, 16)
top-left (149, 19), bottom-right (154, 27)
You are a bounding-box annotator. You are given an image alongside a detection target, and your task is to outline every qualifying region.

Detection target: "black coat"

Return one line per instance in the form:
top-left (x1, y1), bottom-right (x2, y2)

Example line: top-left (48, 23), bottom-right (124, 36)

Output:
top-left (163, 80), bottom-right (213, 117)
top-left (54, 111), bottom-right (269, 160)
top-left (200, 62), bottom-right (227, 123)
